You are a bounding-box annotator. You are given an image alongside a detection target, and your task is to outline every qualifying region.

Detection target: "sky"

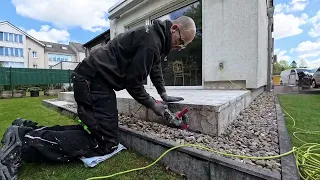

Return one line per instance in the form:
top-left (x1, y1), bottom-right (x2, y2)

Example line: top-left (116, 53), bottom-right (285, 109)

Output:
top-left (274, 0), bottom-right (320, 68)
top-left (0, 0), bottom-right (319, 68)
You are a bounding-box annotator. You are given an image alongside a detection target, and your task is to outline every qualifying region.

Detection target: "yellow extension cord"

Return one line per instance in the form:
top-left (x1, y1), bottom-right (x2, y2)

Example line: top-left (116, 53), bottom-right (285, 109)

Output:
top-left (86, 69), bottom-right (320, 180)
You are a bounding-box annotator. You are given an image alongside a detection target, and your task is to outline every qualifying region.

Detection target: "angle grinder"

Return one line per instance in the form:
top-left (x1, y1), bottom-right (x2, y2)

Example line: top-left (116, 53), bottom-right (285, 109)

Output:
top-left (155, 100), bottom-right (190, 130)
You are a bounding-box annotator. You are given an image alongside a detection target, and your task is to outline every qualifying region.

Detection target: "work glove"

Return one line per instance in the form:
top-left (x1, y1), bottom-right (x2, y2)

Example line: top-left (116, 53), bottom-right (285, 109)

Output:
top-left (150, 101), bottom-right (168, 117)
top-left (160, 92), bottom-right (184, 102)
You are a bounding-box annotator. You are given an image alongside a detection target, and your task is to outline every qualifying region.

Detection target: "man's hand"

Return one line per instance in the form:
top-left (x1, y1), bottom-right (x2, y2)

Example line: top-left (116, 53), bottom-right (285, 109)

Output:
top-left (150, 101), bottom-right (168, 117)
top-left (160, 92), bottom-right (184, 102)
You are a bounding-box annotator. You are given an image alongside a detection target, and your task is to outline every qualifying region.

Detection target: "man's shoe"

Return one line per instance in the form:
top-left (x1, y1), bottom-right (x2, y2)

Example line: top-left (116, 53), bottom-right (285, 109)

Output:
top-left (12, 118), bottom-right (38, 128)
top-left (0, 125), bottom-right (32, 180)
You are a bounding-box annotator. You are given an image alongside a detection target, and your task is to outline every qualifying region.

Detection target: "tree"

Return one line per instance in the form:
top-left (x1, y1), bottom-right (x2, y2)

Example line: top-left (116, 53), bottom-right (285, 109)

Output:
top-left (299, 59), bottom-right (307, 68)
top-left (272, 62), bottom-right (283, 75)
top-left (272, 60), bottom-right (291, 75)
top-left (291, 60), bottom-right (297, 68)
top-left (278, 60), bottom-right (291, 70)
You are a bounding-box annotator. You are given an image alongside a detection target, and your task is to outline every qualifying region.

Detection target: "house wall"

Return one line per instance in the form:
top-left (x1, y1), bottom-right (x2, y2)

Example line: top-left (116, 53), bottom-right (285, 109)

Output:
top-left (109, 0), bottom-right (269, 89)
top-left (0, 23), bottom-right (26, 68)
top-left (69, 44), bottom-right (86, 62)
top-left (203, 0), bottom-right (268, 89)
top-left (26, 36), bottom-right (45, 68)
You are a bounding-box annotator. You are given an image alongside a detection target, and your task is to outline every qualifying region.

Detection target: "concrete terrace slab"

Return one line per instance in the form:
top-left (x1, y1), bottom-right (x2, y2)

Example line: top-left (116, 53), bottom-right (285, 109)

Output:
top-left (58, 89), bottom-right (255, 136)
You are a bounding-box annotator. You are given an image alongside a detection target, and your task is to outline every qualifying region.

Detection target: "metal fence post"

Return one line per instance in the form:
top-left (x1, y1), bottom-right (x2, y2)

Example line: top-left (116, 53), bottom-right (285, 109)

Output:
top-left (9, 67), bottom-right (13, 97)
top-left (68, 69), bottom-right (71, 90)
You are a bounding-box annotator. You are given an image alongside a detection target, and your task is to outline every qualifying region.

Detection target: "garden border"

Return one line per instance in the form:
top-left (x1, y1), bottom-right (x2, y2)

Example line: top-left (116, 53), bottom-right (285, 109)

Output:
top-left (42, 98), bottom-right (296, 180)
top-left (274, 95), bottom-right (300, 180)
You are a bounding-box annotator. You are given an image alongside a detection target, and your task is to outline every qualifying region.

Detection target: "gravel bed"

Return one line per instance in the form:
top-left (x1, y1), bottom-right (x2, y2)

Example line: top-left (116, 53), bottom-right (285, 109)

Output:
top-left (63, 92), bottom-right (281, 173)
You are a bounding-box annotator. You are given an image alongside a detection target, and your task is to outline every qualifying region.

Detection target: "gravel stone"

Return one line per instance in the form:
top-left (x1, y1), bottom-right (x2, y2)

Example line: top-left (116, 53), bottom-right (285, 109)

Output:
top-left (62, 92), bottom-right (281, 172)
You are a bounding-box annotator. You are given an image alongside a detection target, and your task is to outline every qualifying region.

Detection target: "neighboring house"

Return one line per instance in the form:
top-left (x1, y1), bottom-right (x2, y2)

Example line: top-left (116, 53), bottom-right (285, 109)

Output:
top-left (69, 42), bottom-right (86, 62)
top-left (83, 30), bottom-right (110, 57)
top-left (108, 0), bottom-right (275, 91)
top-left (0, 21), bottom-right (45, 68)
top-left (41, 41), bottom-right (78, 69)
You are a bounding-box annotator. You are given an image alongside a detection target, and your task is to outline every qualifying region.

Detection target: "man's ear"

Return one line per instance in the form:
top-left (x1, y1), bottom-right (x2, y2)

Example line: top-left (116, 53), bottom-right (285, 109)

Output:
top-left (171, 24), bottom-right (179, 32)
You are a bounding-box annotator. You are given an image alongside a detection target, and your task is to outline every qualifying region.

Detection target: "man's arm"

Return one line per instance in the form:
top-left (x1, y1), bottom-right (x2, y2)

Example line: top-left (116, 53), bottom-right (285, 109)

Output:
top-left (149, 55), bottom-right (166, 96)
top-left (125, 46), bottom-right (156, 108)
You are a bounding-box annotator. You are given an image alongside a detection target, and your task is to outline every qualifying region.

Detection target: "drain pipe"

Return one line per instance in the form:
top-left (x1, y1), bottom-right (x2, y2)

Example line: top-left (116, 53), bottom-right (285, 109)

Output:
top-left (266, 1), bottom-right (274, 92)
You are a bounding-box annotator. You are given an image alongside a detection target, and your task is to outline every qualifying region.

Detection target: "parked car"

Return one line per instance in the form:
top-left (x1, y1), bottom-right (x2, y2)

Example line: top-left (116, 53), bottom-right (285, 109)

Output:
top-left (311, 67), bottom-right (320, 88)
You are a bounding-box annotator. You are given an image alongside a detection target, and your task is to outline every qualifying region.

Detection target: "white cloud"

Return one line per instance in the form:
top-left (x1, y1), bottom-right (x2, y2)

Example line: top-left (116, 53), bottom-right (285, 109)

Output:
top-left (275, 48), bottom-right (291, 61)
top-left (11, 0), bottom-right (119, 32)
top-left (290, 48), bottom-right (295, 53)
top-left (298, 53), bottom-right (320, 59)
top-left (274, 13), bottom-right (308, 40)
top-left (26, 25), bottom-right (70, 43)
top-left (295, 39), bottom-right (320, 52)
top-left (305, 59), bottom-right (320, 68)
top-left (275, 0), bottom-right (309, 13)
top-left (308, 10), bottom-right (320, 37)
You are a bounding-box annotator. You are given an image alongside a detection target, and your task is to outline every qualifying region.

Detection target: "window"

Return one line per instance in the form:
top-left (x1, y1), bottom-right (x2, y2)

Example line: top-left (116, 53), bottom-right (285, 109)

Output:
top-left (46, 44), bottom-right (52, 47)
top-left (48, 54), bottom-right (72, 62)
top-left (8, 33), bottom-right (13, 42)
top-left (19, 48), bottom-right (23, 57)
top-left (62, 47), bottom-right (68, 50)
top-left (14, 34), bottom-right (19, 43)
top-left (0, 32), bottom-right (3, 41)
top-left (32, 51), bottom-right (37, 58)
top-left (4, 32), bottom-right (8, 41)
top-left (15, 48), bottom-right (19, 57)
top-left (1, 62), bottom-right (24, 68)
top-left (8, 48), bottom-right (13, 56)
top-left (18, 35), bottom-right (23, 43)
top-left (127, 20), bottom-right (146, 31)
top-left (152, 1), bottom-right (202, 86)
top-left (0, 47), bottom-right (3, 56)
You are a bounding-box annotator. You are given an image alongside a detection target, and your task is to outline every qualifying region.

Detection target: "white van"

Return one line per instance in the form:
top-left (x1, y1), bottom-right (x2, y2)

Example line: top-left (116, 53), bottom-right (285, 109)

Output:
top-left (280, 68), bottom-right (314, 85)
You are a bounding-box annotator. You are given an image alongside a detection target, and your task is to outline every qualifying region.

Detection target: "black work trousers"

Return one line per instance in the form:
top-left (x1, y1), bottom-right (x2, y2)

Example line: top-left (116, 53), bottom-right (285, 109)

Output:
top-left (21, 67), bottom-right (119, 163)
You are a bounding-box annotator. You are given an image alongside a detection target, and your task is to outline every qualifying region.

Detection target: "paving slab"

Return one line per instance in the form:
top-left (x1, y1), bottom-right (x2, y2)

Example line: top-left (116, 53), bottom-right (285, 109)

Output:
top-left (58, 89), bottom-right (255, 136)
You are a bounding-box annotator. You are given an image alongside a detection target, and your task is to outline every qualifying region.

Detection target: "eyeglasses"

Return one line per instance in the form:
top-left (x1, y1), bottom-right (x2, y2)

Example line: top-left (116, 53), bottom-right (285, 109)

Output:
top-left (177, 28), bottom-right (186, 49)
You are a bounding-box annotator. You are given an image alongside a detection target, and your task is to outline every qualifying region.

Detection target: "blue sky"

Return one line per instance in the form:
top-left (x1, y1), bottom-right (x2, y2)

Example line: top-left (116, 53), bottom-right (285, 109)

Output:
top-left (273, 0), bottom-right (320, 68)
top-left (0, 0), bottom-right (319, 68)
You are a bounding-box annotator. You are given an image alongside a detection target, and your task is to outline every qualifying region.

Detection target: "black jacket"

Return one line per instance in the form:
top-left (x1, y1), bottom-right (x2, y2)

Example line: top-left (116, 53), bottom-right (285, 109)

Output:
top-left (79, 20), bottom-right (172, 108)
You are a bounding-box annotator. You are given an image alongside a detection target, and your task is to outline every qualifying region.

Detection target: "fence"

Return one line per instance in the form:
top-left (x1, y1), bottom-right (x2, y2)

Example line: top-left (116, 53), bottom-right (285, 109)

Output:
top-left (0, 67), bottom-right (72, 87)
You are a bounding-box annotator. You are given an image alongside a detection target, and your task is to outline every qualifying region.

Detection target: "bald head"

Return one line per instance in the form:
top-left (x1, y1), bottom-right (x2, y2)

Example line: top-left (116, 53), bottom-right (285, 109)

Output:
top-left (170, 16), bottom-right (196, 51)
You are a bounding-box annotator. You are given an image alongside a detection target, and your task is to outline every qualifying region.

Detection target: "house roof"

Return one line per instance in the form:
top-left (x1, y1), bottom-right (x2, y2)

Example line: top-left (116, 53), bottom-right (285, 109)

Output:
top-left (0, 21), bottom-right (45, 47)
top-left (69, 42), bottom-right (86, 53)
top-left (83, 29), bottom-right (110, 47)
top-left (40, 41), bottom-right (76, 55)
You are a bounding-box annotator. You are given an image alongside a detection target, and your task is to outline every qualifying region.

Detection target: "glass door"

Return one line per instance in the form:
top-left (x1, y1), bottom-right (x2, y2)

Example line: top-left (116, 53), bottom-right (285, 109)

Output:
top-left (150, 1), bottom-right (202, 89)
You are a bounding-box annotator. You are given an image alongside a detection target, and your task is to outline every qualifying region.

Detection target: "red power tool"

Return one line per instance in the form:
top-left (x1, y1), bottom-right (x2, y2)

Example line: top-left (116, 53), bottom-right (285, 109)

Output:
top-left (155, 100), bottom-right (190, 130)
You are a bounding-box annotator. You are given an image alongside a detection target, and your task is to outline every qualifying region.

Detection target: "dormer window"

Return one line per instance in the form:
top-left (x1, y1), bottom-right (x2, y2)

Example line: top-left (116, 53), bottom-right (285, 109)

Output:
top-left (46, 44), bottom-right (52, 47)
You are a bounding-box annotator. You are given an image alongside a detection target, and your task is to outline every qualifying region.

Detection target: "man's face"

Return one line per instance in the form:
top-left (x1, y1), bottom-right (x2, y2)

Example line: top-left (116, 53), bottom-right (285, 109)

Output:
top-left (170, 24), bottom-right (195, 51)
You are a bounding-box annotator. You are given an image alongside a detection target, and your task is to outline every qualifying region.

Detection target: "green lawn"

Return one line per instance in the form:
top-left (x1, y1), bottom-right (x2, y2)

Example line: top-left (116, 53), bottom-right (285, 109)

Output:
top-left (0, 96), bottom-right (184, 180)
top-left (278, 94), bottom-right (320, 147)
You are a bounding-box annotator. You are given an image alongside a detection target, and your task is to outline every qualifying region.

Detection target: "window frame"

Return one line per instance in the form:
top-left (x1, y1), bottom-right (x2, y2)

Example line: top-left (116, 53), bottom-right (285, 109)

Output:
top-left (32, 51), bottom-right (38, 58)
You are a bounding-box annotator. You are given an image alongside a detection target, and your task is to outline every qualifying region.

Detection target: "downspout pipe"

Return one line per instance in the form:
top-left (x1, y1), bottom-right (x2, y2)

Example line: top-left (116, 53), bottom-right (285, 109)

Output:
top-left (267, 2), bottom-right (274, 92)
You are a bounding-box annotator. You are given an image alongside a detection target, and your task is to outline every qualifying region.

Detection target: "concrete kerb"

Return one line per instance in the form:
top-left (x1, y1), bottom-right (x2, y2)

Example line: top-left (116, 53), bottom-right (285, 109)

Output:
top-left (42, 99), bottom-right (281, 180)
top-left (274, 95), bottom-right (300, 180)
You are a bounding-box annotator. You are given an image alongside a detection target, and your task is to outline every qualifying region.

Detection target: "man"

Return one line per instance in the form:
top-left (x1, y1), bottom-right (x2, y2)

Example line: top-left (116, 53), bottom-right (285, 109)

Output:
top-left (0, 16), bottom-right (196, 180)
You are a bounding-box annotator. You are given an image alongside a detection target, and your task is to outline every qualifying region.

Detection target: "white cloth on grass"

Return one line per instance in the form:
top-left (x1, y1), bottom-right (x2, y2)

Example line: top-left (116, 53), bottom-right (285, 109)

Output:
top-left (79, 144), bottom-right (126, 168)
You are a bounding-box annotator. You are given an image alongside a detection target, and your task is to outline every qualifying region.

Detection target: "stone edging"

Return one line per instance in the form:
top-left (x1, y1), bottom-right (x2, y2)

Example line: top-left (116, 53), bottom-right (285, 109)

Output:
top-left (42, 99), bottom-right (281, 180)
top-left (274, 95), bottom-right (300, 180)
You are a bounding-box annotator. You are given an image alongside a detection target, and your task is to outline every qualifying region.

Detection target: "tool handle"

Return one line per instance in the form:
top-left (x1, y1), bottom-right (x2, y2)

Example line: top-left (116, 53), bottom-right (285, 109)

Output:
top-left (176, 107), bottom-right (189, 119)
